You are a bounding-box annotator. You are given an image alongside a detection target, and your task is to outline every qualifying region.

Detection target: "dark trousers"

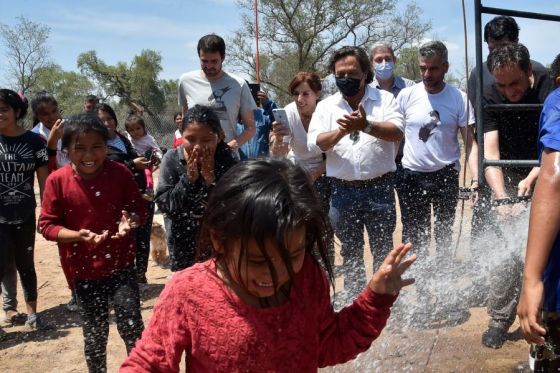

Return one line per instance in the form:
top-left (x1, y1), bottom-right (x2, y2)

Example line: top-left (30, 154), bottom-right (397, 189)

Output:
top-left (0, 219), bottom-right (37, 302)
top-left (74, 267), bottom-right (144, 373)
top-left (399, 165), bottom-right (459, 255)
top-left (135, 201), bottom-right (155, 283)
top-left (314, 175), bottom-right (335, 268)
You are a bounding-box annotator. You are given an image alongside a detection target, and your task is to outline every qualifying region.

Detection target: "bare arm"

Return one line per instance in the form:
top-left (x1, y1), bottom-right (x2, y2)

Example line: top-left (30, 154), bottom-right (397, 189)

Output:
top-left (230, 110), bottom-right (256, 148)
top-left (518, 149), bottom-right (560, 345)
top-left (460, 126), bottom-right (479, 185)
top-left (316, 128), bottom-right (346, 152)
top-left (483, 130), bottom-right (507, 199)
top-left (36, 165), bottom-right (48, 202)
top-left (518, 166), bottom-right (541, 196)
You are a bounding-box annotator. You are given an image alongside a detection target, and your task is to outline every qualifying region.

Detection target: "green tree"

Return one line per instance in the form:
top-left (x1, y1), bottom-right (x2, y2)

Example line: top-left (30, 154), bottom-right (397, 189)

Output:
top-left (394, 46), bottom-right (421, 82)
top-left (228, 0), bottom-right (431, 102)
top-left (33, 65), bottom-right (94, 115)
top-left (0, 16), bottom-right (51, 94)
top-left (77, 49), bottom-right (166, 115)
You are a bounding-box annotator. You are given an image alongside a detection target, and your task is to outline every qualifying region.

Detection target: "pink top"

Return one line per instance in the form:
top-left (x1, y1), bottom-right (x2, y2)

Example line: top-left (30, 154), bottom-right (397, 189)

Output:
top-left (120, 255), bottom-right (396, 372)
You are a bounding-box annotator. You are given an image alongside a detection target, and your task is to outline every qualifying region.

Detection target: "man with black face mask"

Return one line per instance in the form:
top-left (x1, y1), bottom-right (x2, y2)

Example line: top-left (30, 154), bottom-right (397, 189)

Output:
top-left (307, 46), bottom-right (404, 304)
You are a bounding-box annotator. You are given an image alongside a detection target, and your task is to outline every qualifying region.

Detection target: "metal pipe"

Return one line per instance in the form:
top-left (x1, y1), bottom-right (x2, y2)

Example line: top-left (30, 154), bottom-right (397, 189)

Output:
top-left (483, 103), bottom-right (544, 111)
top-left (475, 0), bottom-right (485, 187)
top-left (481, 6), bottom-right (560, 22)
top-left (483, 159), bottom-right (540, 167)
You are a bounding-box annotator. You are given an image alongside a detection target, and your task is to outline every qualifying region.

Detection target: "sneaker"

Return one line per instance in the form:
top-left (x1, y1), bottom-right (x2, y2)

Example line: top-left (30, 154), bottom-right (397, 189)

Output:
top-left (481, 326), bottom-right (507, 348)
top-left (1, 311), bottom-right (27, 327)
top-left (25, 313), bottom-right (51, 331)
top-left (66, 295), bottom-right (79, 312)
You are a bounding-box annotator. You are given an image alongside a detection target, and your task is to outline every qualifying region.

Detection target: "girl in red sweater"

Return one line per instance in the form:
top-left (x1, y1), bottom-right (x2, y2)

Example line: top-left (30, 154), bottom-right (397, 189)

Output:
top-left (121, 158), bottom-right (416, 372)
top-left (40, 113), bottom-right (147, 373)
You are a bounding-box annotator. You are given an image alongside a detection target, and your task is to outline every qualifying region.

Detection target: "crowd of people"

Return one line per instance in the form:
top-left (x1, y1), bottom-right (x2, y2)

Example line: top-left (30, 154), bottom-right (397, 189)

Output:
top-left (1, 14), bottom-right (560, 373)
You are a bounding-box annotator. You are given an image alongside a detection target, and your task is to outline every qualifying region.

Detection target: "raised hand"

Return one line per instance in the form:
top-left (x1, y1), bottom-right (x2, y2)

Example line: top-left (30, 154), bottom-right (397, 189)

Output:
top-left (369, 243), bottom-right (416, 296)
top-left (199, 145), bottom-right (216, 185)
top-left (47, 119), bottom-right (64, 149)
top-left (183, 146), bottom-right (199, 182)
top-left (111, 210), bottom-right (139, 239)
top-left (78, 228), bottom-right (109, 247)
top-left (133, 156), bottom-right (150, 170)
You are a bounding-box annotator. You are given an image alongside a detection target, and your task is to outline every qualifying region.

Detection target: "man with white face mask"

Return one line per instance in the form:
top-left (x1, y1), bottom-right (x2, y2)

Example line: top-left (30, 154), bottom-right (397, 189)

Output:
top-left (370, 42), bottom-right (415, 98)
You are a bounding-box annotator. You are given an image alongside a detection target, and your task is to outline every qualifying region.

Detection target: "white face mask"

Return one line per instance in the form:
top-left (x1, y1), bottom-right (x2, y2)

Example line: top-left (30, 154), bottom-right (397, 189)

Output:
top-left (375, 60), bottom-right (395, 81)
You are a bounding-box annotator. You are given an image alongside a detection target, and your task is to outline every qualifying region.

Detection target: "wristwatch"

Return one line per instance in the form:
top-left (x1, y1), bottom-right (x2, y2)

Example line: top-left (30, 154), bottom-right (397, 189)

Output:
top-left (362, 120), bottom-right (375, 134)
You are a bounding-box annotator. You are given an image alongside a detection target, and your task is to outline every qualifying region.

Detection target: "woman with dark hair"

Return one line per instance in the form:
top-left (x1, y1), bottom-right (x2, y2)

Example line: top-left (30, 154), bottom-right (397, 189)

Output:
top-left (155, 104), bottom-right (237, 272)
top-left (0, 89), bottom-right (49, 333)
top-left (96, 103), bottom-right (153, 288)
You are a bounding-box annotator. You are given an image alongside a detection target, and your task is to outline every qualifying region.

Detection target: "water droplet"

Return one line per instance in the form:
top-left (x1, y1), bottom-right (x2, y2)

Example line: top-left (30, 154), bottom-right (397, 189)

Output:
top-left (95, 191), bottom-right (101, 197)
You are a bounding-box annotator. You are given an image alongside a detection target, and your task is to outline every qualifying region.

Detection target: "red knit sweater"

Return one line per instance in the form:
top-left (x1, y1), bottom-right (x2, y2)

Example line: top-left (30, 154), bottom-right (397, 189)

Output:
top-left (120, 255), bottom-right (396, 372)
top-left (39, 160), bottom-right (146, 280)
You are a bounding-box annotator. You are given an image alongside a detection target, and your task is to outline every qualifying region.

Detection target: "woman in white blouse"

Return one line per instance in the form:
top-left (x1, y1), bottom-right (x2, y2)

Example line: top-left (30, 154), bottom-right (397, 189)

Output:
top-left (270, 71), bottom-right (331, 217)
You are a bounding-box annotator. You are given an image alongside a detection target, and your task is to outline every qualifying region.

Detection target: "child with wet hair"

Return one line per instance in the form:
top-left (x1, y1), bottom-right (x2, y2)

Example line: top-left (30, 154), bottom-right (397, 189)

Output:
top-left (39, 113), bottom-right (147, 373)
top-left (518, 53), bottom-right (560, 371)
top-left (154, 104), bottom-right (237, 272)
top-left (121, 158), bottom-right (416, 372)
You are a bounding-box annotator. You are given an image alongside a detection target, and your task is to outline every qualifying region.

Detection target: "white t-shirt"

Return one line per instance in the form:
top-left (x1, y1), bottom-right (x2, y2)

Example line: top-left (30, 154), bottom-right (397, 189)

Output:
top-left (397, 83), bottom-right (474, 172)
top-left (31, 122), bottom-right (70, 168)
top-left (307, 86), bottom-right (404, 180)
top-left (283, 102), bottom-right (323, 175)
top-left (177, 70), bottom-right (257, 143)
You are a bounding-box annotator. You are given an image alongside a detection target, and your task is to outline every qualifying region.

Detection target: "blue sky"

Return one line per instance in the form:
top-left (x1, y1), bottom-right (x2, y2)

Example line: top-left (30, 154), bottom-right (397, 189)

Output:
top-left (1, 0), bottom-right (559, 89)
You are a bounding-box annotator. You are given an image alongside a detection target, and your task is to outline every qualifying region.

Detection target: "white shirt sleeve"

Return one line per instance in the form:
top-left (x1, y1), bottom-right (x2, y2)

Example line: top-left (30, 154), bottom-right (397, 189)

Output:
top-left (307, 102), bottom-right (329, 153)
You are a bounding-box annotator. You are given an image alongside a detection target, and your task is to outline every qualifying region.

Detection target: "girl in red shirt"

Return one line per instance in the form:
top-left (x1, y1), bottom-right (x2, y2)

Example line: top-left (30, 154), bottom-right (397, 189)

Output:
top-left (40, 113), bottom-right (147, 373)
top-left (122, 158), bottom-right (416, 372)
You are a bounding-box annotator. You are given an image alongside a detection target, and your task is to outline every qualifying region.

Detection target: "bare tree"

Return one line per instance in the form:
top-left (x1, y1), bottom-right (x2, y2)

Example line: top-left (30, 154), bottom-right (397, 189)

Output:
top-left (227, 0), bottom-right (431, 104)
top-left (0, 16), bottom-right (51, 94)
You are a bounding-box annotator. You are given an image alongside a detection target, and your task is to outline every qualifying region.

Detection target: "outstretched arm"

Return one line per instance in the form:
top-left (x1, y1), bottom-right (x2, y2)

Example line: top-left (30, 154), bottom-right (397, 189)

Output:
top-left (518, 149), bottom-right (560, 345)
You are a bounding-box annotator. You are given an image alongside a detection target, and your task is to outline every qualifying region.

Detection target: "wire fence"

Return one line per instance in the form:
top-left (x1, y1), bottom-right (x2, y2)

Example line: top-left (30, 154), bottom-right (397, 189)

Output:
top-left (117, 109), bottom-right (178, 152)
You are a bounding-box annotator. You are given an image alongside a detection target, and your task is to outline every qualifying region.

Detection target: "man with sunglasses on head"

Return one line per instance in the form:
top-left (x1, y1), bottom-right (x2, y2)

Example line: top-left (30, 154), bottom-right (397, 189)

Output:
top-left (307, 46), bottom-right (404, 304)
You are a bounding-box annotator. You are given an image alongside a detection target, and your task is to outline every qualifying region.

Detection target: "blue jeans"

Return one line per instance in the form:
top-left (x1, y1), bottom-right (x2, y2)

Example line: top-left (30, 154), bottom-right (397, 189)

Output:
top-left (330, 174), bottom-right (396, 298)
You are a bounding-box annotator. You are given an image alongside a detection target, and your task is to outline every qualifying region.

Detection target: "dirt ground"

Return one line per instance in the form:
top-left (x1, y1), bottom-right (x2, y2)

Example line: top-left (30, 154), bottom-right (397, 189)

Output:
top-left (0, 178), bottom-right (531, 372)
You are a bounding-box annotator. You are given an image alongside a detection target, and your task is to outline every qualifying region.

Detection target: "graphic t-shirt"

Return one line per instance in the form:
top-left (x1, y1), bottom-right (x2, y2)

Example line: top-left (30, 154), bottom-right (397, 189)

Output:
top-left (0, 131), bottom-right (48, 224)
top-left (177, 70), bottom-right (257, 143)
top-left (397, 83), bottom-right (474, 172)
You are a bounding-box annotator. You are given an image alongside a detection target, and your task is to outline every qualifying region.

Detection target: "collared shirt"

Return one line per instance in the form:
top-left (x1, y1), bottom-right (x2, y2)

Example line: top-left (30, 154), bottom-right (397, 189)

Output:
top-left (372, 75), bottom-right (416, 98)
top-left (307, 85), bottom-right (404, 181)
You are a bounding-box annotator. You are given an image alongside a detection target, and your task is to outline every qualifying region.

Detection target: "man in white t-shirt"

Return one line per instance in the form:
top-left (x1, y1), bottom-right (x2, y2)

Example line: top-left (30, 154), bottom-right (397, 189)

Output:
top-left (396, 40), bottom-right (478, 324)
top-left (177, 34), bottom-right (256, 151)
top-left (397, 41), bottom-right (478, 256)
top-left (397, 41), bottom-right (478, 254)
top-left (307, 46), bottom-right (404, 302)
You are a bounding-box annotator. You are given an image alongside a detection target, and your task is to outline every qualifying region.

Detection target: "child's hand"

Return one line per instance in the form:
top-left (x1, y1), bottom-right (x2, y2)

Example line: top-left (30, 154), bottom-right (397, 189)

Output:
top-left (517, 279), bottom-right (546, 345)
top-left (47, 119), bottom-right (64, 149)
top-left (111, 210), bottom-right (139, 239)
top-left (78, 229), bottom-right (109, 247)
top-left (133, 156), bottom-right (150, 170)
top-left (200, 146), bottom-right (215, 185)
top-left (183, 147), bottom-right (199, 182)
top-left (368, 243), bottom-right (416, 296)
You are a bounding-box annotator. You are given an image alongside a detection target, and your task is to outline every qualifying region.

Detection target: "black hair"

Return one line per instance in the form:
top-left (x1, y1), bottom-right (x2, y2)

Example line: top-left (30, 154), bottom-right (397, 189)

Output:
top-left (551, 53), bottom-right (560, 83)
top-left (95, 103), bottom-right (119, 126)
top-left (0, 89), bottom-right (28, 119)
top-left (124, 114), bottom-right (146, 132)
top-left (173, 111), bottom-right (182, 121)
top-left (484, 16), bottom-right (519, 43)
top-left (85, 94), bottom-right (98, 103)
top-left (329, 46), bottom-right (374, 84)
top-left (182, 104), bottom-right (223, 136)
top-left (197, 159), bottom-right (334, 305)
top-left (61, 113), bottom-right (109, 150)
top-left (30, 91), bottom-right (59, 125)
top-left (487, 43), bottom-right (531, 74)
top-left (197, 34), bottom-right (226, 58)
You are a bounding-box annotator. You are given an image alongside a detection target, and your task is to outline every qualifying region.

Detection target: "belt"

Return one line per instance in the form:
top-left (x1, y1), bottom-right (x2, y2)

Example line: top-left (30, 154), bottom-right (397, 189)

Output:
top-left (333, 173), bottom-right (392, 188)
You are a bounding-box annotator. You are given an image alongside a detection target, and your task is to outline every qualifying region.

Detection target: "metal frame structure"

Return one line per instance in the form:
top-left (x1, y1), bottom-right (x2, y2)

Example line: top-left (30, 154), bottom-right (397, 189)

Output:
top-left (473, 1), bottom-right (560, 186)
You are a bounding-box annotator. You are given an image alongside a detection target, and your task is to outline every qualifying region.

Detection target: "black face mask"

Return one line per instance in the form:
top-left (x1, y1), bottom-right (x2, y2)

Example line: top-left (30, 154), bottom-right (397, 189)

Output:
top-left (335, 76), bottom-right (362, 97)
